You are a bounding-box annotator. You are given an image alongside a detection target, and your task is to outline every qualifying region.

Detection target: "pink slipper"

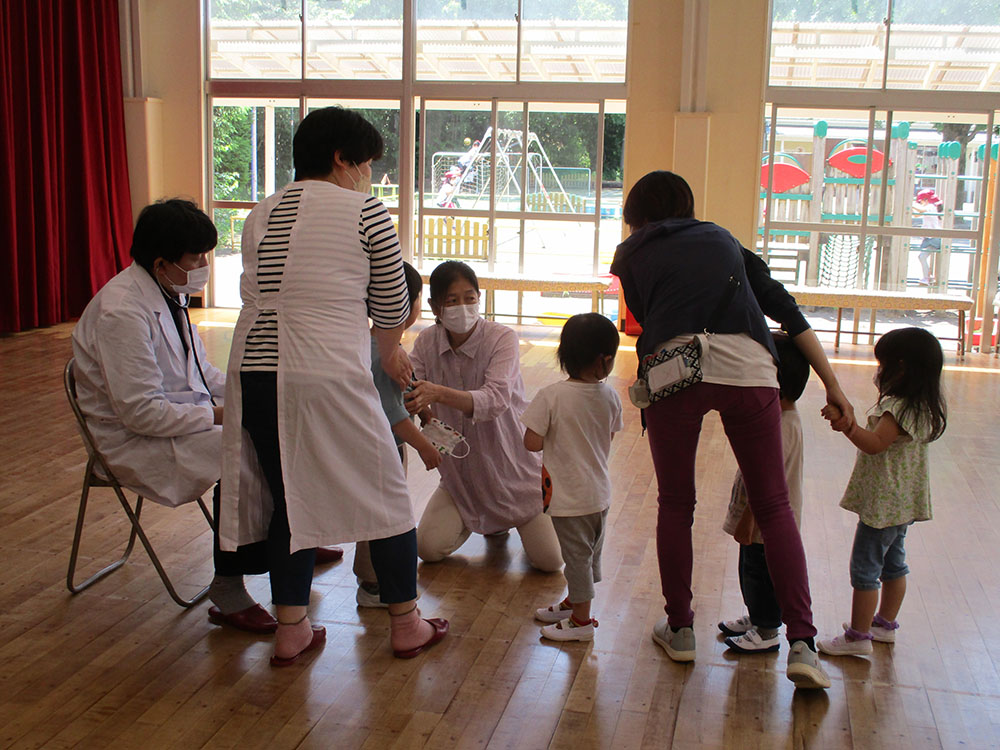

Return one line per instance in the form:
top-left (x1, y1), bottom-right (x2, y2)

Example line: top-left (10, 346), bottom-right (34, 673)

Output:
top-left (392, 618), bottom-right (449, 659)
top-left (269, 625), bottom-right (326, 667)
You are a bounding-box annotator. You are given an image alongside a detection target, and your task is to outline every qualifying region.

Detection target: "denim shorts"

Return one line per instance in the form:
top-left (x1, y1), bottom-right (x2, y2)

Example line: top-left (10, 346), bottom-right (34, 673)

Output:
top-left (849, 520), bottom-right (911, 591)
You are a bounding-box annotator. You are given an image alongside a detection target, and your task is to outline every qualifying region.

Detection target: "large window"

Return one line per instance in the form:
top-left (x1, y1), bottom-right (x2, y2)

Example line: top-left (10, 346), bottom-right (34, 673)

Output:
top-left (210, 98), bottom-right (299, 307)
top-left (765, 1), bottom-right (1000, 351)
top-left (209, 0), bottom-right (627, 83)
top-left (758, 106), bottom-right (994, 292)
top-left (769, 0), bottom-right (1000, 92)
top-left (307, 0), bottom-right (404, 79)
top-left (206, 1), bottom-right (628, 322)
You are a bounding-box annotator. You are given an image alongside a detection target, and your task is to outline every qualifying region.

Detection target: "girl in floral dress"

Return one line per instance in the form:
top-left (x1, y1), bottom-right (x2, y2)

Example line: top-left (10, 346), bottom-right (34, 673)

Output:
top-left (817, 327), bottom-right (947, 656)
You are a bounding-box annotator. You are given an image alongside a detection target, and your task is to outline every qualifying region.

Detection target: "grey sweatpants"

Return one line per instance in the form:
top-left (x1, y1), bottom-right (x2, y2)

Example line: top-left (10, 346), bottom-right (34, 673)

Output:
top-left (551, 509), bottom-right (608, 603)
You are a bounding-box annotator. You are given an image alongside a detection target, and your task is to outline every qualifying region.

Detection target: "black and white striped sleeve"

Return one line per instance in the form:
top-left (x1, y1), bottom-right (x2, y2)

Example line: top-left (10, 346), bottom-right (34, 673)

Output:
top-left (359, 195), bottom-right (409, 329)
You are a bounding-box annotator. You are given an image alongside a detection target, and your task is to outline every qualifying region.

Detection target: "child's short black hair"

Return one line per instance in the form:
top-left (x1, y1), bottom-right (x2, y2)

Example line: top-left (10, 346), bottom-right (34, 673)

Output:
top-left (402, 261), bottom-right (422, 306)
top-left (772, 331), bottom-right (810, 402)
top-left (557, 313), bottom-right (620, 379)
top-left (130, 199), bottom-right (217, 271)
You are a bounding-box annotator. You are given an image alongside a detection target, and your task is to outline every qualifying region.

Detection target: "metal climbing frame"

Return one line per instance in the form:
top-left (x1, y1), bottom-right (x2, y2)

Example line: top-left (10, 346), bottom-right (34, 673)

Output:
top-left (439, 126), bottom-right (578, 213)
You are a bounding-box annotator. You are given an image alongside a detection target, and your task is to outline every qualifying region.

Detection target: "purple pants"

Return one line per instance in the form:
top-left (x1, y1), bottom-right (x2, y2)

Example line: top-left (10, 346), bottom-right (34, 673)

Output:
top-left (645, 382), bottom-right (816, 641)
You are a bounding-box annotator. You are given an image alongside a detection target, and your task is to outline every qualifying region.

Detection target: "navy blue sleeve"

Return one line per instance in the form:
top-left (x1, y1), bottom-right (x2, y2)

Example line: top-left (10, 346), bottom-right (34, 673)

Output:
top-left (742, 247), bottom-right (810, 337)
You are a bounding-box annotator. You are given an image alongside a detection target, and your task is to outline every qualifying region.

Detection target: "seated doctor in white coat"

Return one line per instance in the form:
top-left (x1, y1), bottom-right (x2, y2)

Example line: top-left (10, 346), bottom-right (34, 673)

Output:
top-left (71, 199), bottom-right (342, 633)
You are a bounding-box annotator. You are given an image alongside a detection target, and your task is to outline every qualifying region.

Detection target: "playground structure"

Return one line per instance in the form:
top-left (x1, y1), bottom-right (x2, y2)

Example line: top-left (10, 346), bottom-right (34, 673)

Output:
top-left (431, 127), bottom-right (582, 213)
top-left (760, 120), bottom-right (997, 294)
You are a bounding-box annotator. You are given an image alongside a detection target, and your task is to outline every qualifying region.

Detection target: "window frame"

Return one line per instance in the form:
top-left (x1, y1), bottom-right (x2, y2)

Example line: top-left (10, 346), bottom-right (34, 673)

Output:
top-left (763, 87), bottom-right (999, 353)
top-left (204, 0), bottom-right (629, 309)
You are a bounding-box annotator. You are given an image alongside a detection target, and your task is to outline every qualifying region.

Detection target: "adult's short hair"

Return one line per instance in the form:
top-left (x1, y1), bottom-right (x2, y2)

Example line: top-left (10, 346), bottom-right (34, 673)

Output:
top-left (622, 170), bottom-right (695, 229)
top-left (428, 260), bottom-right (479, 304)
top-left (293, 106), bottom-right (384, 180)
top-left (130, 199), bottom-right (217, 271)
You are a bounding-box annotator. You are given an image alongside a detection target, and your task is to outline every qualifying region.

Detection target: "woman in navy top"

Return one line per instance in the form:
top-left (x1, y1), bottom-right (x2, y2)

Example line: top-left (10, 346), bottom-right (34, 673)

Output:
top-left (611, 170), bottom-right (853, 690)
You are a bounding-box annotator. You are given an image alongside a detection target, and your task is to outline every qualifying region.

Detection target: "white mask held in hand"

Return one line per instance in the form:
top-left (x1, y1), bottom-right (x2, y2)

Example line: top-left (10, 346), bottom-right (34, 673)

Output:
top-left (440, 302), bottom-right (480, 334)
top-left (351, 165), bottom-right (371, 195)
top-left (169, 262), bottom-right (211, 295)
top-left (421, 418), bottom-right (471, 458)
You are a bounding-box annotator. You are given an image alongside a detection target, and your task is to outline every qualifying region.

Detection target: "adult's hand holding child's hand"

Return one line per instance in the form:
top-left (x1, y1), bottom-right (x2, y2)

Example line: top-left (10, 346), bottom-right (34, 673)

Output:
top-left (821, 404), bottom-right (851, 433)
top-left (824, 384), bottom-right (856, 433)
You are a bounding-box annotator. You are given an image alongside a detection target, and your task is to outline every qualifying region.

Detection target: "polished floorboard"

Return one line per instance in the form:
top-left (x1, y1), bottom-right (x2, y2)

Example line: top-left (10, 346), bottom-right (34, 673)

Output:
top-left (1, 310), bottom-right (999, 749)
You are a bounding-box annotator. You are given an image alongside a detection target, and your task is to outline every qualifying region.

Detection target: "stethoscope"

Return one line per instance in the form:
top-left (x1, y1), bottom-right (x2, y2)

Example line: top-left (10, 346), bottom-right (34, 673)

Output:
top-left (183, 305), bottom-right (217, 407)
top-left (157, 282), bottom-right (217, 407)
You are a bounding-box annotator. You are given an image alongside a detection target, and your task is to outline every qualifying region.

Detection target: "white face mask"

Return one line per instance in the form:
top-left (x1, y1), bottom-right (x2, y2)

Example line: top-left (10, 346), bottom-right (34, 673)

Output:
top-left (351, 165), bottom-right (371, 195)
top-left (439, 301), bottom-right (480, 335)
top-left (421, 418), bottom-right (470, 458)
top-left (169, 262), bottom-right (211, 295)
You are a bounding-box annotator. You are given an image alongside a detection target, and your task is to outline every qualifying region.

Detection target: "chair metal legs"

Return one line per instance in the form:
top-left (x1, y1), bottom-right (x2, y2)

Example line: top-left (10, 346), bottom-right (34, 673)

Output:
top-left (66, 458), bottom-right (211, 608)
top-left (66, 457), bottom-right (140, 593)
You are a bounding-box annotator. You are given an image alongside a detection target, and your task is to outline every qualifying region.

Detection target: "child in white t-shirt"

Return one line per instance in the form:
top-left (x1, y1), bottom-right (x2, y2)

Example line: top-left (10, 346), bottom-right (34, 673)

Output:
top-left (521, 313), bottom-right (623, 642)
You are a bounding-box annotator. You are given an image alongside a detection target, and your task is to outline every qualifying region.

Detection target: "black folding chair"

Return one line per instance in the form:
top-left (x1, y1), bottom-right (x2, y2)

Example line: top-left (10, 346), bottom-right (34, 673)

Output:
top-left (64, 358), bottom-right (212, 607)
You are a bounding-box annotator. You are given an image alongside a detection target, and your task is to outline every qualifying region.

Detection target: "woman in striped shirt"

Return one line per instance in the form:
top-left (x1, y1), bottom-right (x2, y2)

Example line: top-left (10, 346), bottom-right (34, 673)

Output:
top-left (220, 107), bottom-right (448, 665)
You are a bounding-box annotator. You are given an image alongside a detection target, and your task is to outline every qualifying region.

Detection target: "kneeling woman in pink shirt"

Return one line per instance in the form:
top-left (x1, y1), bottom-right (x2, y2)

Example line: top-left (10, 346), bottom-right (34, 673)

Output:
top-left (405, 261), bottom-right (563, 572)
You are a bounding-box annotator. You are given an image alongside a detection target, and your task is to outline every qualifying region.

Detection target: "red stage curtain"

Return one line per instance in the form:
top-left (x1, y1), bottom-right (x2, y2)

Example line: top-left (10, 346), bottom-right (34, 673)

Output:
top-left (0, 0), bottom-right (133, 333)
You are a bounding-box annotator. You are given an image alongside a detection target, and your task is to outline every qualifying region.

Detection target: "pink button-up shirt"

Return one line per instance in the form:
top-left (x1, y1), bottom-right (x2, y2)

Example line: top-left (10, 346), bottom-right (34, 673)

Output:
top-left (410, 319), bottom-right (543, 534)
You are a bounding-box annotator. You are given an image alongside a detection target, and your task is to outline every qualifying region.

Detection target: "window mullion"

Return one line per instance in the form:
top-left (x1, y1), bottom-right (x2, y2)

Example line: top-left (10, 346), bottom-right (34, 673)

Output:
top-left (399, 0), bottom-right (416, 264)
top-left (300, 0), bottom-right (307, 81)
top-left (515, 0), bottom-right (523, 83)
top-left (761, 104), bottom-right (779, 263)
top-left (519, 102), bottom-right (528, 275)
top-left (489, 100), bottom-right (499, 273)
top-left (417, 97), bottom-right (427, 268)
top-left (593, 99), bottom-right (605, 276)
top-left (880, 0), bottom-right (893, 91)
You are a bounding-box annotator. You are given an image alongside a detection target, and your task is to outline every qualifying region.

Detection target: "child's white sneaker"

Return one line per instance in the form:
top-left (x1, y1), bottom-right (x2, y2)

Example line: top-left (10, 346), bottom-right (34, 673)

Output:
top-left (724, 628), bottom-right (780, 654)
top-left (717, 614), bottom-right (753, 637)
top-left (869, 621), bottom-right (897, 643)
top-left (540, 617), bottom-right (596, 642)
top-left (818, 630), bottom-right (873, 656)
top-left (651, 618), bottom-right (696, 662)
top-left (356, 583), bottom-right (388, 608)
top-left (786, 641), bottom-right (831, 689)
top-left (535, 599), bottom-right (573, 623)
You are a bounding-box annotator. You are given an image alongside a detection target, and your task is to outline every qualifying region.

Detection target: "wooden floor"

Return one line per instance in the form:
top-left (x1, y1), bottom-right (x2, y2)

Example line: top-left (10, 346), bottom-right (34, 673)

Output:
top-left (2, 311), bottom-right (1000, 749)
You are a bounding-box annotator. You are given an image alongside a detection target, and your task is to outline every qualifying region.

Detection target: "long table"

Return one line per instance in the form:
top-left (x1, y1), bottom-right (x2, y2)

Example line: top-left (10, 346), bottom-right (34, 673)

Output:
top-left (786, 285), bottom-right (974, 355)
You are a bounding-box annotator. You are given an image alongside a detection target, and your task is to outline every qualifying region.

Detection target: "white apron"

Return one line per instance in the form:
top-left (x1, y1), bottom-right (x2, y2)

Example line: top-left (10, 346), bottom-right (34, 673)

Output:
top-left (219, 182), bottom-right (414, 553)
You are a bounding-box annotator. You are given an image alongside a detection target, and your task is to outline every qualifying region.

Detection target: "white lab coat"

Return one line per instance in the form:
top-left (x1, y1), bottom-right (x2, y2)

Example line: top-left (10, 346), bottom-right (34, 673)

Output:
top-left (70, 263), bottom-right (226, 506)
top-left (219, 181), bottom-right (414, 553)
